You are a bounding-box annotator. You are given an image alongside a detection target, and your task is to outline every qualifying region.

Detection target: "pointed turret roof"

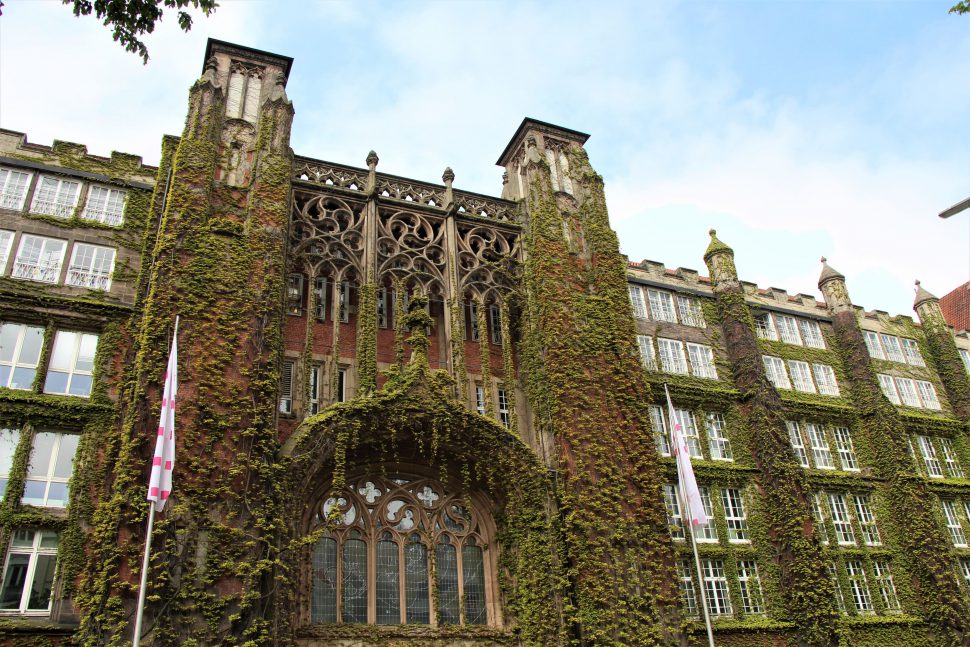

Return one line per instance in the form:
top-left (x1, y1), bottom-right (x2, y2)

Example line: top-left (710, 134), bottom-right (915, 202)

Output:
top-left (703, 229), bottom-right (733, 261)
top-left (817, 257), bottom-right (845, 288)
top-left (914, 280), bottom-right (938, 308)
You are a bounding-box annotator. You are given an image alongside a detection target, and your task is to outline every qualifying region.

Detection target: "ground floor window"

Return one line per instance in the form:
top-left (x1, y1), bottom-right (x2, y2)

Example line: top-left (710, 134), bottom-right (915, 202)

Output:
top-left (0, 529), bottom-right (58, 614)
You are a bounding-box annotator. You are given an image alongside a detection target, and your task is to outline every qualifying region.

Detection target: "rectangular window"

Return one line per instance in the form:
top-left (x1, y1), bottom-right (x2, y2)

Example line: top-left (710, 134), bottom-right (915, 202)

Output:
top-left (657, 338), bottom-right (688, 375)
top-left (763, 356), bottom-right (791, 389)
top-left (286, 274), bottom-right (305, 316)
top-left (877, 374), bottom-right (901, 405)
top-left (226, 68), bottom-right (261, 122)
top-left (377, 287), bottom-right (389, 328)
top-left (647, 289), bottom-right (677, 323)
top-left (314, 277), bottom-right (328, 321)
top-left (0, 230), bottom-right (13, 273)
top-left (942, 500), bottom-right (967, 546)
top-left (863, 331), bottom-right (885, 360)
top-left (43, 331), bottom-right (98, 397)
top-left (813, 493), bottom-right (830, 544)
top-left (308, 365), bottom-right (321, 416)
top-left (939, 438), bottom-right (964, 478)
top-left (705, 412), bottom-right (732, 461)
top-left (961, 558), bottom-right (970, 589)
top-left (775, 314), bottom-right (802, 345)
top-left (338, 282), bottom-right (351, 323)
top-left (628, 285), bottom-right (647, 319)
top-left (336, 367), bottom-right (347, 403)
top-left (701, 559), bottom-right (733, 617)
top-left (679, 560), bottom-right (698, 617)
top-left (677, 295), bottom-right (706, 328)
top-left (30, 175), bottom-right (80, 218)
top-left (895, 377), bottom-right (920, 407)
top-left (649, 405), bottom-right (670, 456)
top-left (663, 484), bottom-right (684, 540)
top-left (489, 305), bottom-right (502, 345)
top-left (636, 335), bottom-right (656, 371)
top-left (0, 427), bottom-right (21, 500)
top-left (799, 319), bottom-right (826, 349)
top-left (279, 360), bottom-right (294, 414)
top-left (901, 338), bottom-right (925, 367)
top-left (786, 421), bottom-right (809, 467)
top-left (12, 235), bottom-right (66, 284)
top-left (872, 560), bottom-right (900, 612)
top-left (674, 409), bottom-right (703, 459)
top-left (917, 435), bottom-right (943, 478)
top-left (466, 301), bottom-right (479, 342)
top-left (828, 493), bottom-right (856, 545)
top-left (695, 488), bottom-right (718, 542)
top-left (0, 167), bottom-right (32, 210)
top-left (846, 559), bottom-right (874, 614)
top-left (880, 334), bottom-right (905, 363)
top-left (789, 360), bottom-right (816, 393)
top-left (959, 349), bottom-right (970, 375)
top-left (81, 185), bottom-right (127, 226)
top-left (854, 494), bottom-right (881, 546)
top-left (736, 559), bottom-right (763, 614)
top-left (686, 343), bottom-right (717, 379)
top-left (721, 488), bottom-right (749, 542)
top-left (829, 562), bottom-right (847, 613)
top-left (474, 384), bottom-right (485, 416)
top-left (66, 243), bottom-right (115, 290)
top-left (806, 423), bottom-right (834, 469)
top-left (0, 529), bottom-right (59, 613)
top-left (832, 426), bottom-right (860, 472)
top-left (22, 432), bottom-right (79, 508)
top-left (754, 313), bottom-right (778, 341)
top-left (497, 387), bottom-right (510, 428)
top-left (915, 381), bottom-right (941, 411)
top-left (813, 364), bottom-right (840, 396)
top-left (0, 323), bottom-right (45, 390)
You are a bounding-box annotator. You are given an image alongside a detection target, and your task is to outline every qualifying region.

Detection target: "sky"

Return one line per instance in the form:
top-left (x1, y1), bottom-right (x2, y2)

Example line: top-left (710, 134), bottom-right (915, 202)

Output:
top-left (1, 0), bottom-right (967, 318)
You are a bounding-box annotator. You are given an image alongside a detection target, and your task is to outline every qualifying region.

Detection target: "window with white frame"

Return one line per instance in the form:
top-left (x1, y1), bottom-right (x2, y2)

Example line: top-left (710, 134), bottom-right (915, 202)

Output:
top-left (657, 338), bottom-right (688, 374)
top-left (647, 289), bottom-right (677, 323)
top-left (0, 167), bottom-right (32, 211)
top-left (705, 412), bottom-right (732, 461)
top-left (43, 331), bottom-right (98, 397)
top-left (0, 428), bottom-right (20, 501)
top-left (763, 356), bottom-right (791, 389)
top-left (279, 360), bottom-right (294, 414)
top-left (30, 175), bottom-right (80, 218)
top-left (313, 277), bottom-right (328, 320)
top-left (877, 374), bottom-right (901, 404)
top-left (736, 560), bottom-right (763, 614)
top-left (465, 301), bottom-right (479, 341)
top-left (701, 559), bottom-right (732, 617)
top-left (812, 364), bottom-right (840, 396)
top-left (775, 314), bottom-right (802, 345)
top-left (12, 235), bottom-right (66, 284)
top-left (828, 562), bottom-right (847, 613)
top-left (66, 243), bottom-right (115, 290)
top-left (901, 338), bottom-right (924, 367)
top-left (489, 305), bottom-right (502, 345)
top-left (786, 421), bottom-right (809, 467)
top-left (678, 296), bottom-right (706, 328)
top-left (864, 331), bottom-right (886, 359)
top-left (0, 323), bottom-right (45, 390)
top-left (663, 484), bottom-right (684, 540)
top-left (636, 335), bottom-right (656, 371)
top-left (695, 488), bottom-right (718, 542)
top-left (226, 66), bottom-right (262, 122)
top-left (474, 384), bottom-right (485, 416)
top-left (872, 560), bottom-right (900, 612)
top-left (789, 360), bottom-right (816, 393)
top-left (22, 432), bottom-right (79, 508)
top-left (916, 435), bottom-right (943, 478)
top-left (720, 488), bottom-right (749, 542)
top-left (686, 343), bottom-right (717, 379)
top-left (81, 185), bottom-right (127, 226)
top-left (939, 438), bottom-right (963, 478)
top-left (678, 560), bottom-right (698, 617)
top-left (0, 230), bottom-right (13, 273)
top-left (941, 500), bottom-right (967, 546)
top-left (628, 285), bottom-right (646, 319)
top-left (845, 559), bottom-right (874, 614)
top-left (338, 282), bottom-right (351, 323)
top-left (895, 377), bottom-right (921, 407)
top-left (806, 423), bottom-right (834, 469)
top-left (336, 367), bottom-right (347, 403)
top-left (308, 365), bottom-right (321, 416)
top-left (832, 426), bottom-right (859, 472)
top-left (649, 405), bottom-right (670, 456)
top-left (497, 387), bottom-right (510, 428)
top-left (915, 381), bottom-right (941, 410)
top-left (813, 493), bottom-right (829, 544)
top-left (959, 349), bottom-right (970, 375)
top-left (828, 493), bottom-right (856, 545)
top-left (798, 319), bottom-right (825, 348)
top-left (673, 408), bottom-right (703, 459)
top-left (961, 558), bottom-right (970, 589)
top-left (376, 287), bottom-right (388, 328)
top-left (853, 494), bottom-right (881, 546)
top-left (754, 313), bottom-right (778, 341)
top-left (0, 529), bottom-right (59, 614)
top-left (880, 334), bottom-right (905, 363)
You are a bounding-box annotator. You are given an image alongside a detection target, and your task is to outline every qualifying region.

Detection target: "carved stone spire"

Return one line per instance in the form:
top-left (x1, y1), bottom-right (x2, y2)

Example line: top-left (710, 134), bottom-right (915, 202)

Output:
top-left (703, 229), bottom-right (738, 289)
top-left (817, 256), bottom-right (844, 288)
top-left (366, 150), bottom-right (379, 194)
top-left (818, 257), bottom-right (852, 314)
top-left (914, 280), bottom-right (938, 309)
top-left (442, 167), bottom-right (455, 209)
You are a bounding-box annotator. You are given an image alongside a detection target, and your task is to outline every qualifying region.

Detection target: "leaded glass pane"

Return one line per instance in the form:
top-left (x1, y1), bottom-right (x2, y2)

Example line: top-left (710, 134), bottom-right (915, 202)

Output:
top-left (376, 537), bottom-right (400, 624)
top-left (436, 538), bottom-right (460, 624)
top-left (341, 538), bottom-right (368, 623)
top-left (404, 536), bottom-right (430, 624)
top-left (311, 537), bottom-right (337, 623)
top-left (463, 541), bottom-right (487, 625)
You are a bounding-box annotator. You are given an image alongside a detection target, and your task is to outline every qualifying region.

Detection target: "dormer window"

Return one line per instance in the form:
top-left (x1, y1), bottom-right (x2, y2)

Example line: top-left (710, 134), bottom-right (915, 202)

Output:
top-left (226, 65), bottom-right (262, 123)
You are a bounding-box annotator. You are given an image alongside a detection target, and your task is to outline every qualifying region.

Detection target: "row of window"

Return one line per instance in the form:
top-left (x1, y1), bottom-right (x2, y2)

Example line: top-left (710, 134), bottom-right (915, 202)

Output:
top-left (911, 435), bottom-right (964, 479)
top-left (679, 558), bottom-right (764, 618)
top-left (474, 384), bottom-right (512, 428)
top-left (628, 285), bottom-right (706, 328)
top-left (941, 498), bottom-right (970, 548)
top-left (663, 485), bottom-right (749, 543)
top-left (0, 429), bottom-right (79, 509)
top-left (863, 331), bottom-right (925, 367)
top-left (787, 421), bottom-right (859, 471)
top-left (763, 356), bottom-right (840, 396)
top-left (0, 231), bottom-right (116, 290)
top-left (638, 336), bottom-right (717, 380)
top-left (828, 558), bottom-right (901, 615)
top-left (650, 406), bottom-right (733, 461)
top-left (1, 323), bottom-right (99, 397)
top-left (0, 167), bottom-right (127, 226)
top-left (877, 374), bottom-right (941, 410)
top-left (812, 491), bottom-right (882, 546)
top-left (754, 311), bottom-right (826, 349)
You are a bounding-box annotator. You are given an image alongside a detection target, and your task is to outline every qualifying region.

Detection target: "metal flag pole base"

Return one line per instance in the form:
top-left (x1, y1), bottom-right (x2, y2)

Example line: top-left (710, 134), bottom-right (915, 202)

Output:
top-left (132, 500), bottom-right (157, 647)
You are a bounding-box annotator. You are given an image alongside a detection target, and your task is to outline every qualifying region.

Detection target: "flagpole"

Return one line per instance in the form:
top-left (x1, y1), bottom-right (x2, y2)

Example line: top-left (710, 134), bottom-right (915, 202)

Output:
top-left (132, 500), bottom-right (156, 647)
top-left (665, 384), bottom-right (715, 647)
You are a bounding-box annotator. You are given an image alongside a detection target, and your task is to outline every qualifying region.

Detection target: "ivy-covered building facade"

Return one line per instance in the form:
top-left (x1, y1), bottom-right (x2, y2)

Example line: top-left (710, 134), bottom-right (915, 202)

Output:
top-left (1, 39), bottom-right (969, 647)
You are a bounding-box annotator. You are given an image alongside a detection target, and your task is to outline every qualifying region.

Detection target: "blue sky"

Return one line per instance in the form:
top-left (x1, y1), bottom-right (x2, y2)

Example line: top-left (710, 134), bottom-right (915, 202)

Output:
top-left (1, 1), bottom-right (967, 318)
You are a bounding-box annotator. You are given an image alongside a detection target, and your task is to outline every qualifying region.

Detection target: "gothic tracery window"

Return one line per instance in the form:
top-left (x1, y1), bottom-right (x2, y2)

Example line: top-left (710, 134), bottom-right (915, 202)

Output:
top-left (310, 474), bottom-right (492, 626)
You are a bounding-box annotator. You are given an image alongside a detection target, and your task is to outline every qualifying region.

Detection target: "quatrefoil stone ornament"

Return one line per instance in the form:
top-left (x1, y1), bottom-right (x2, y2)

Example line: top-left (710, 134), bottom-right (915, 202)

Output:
top-left (358, 481), bottom-right (382, 504)
top-left (417, 485), bottom-right (439, 507)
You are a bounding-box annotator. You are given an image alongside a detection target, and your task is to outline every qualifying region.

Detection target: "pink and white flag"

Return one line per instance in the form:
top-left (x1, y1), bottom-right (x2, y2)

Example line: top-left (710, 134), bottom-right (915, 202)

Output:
top-left (147, 318), bottom-right (178, 511)
top-left (665, 384), bottom-right (708, 527)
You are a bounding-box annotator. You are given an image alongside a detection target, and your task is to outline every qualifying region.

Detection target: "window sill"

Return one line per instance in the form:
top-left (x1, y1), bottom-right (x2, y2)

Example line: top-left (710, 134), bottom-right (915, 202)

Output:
top-left (297, 623), bottom-right (511, 641)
